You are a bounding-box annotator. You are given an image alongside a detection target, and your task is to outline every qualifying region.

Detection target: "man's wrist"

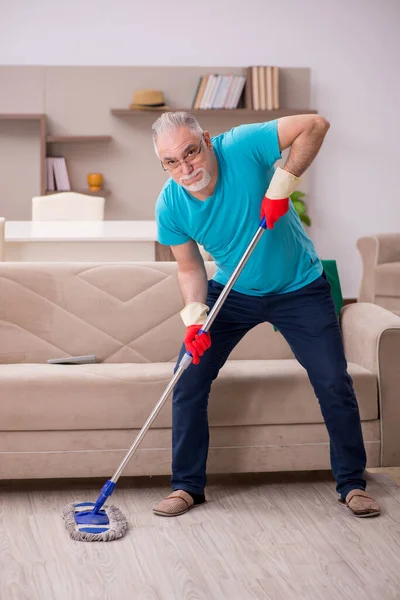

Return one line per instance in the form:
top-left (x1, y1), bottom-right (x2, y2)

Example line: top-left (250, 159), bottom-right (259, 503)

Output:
top-left (266, 166), bottom-right (300, 199)
top-left (180, 302), bottom-right (209, 327)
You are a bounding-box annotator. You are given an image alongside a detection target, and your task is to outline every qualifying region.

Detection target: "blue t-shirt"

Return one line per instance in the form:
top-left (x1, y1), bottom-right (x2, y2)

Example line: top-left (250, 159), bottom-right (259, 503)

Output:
top-left (155, 120), bottom-right (322, 296)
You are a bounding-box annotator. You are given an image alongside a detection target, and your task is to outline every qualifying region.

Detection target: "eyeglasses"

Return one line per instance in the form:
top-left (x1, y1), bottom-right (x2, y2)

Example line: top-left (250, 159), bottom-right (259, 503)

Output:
top-left (161, 134), bottom-right (204, 172)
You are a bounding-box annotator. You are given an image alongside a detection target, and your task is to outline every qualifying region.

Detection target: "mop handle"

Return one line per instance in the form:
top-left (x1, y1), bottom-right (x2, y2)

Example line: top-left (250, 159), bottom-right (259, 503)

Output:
top-left (110, 218), bottom-right (267, 484)
top-left (198, 218), bottom-right (266, 336)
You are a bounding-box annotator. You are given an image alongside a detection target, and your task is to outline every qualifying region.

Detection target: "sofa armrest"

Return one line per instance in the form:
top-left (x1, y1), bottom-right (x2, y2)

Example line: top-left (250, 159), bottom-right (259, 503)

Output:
top-left (357, 234), bottom-right (400, 302)
top-left (340, 302), bottom-right (400, 465)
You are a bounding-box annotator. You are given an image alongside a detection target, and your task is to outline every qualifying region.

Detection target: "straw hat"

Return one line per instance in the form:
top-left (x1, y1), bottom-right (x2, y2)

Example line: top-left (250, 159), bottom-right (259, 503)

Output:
top-left (129, 89), bottom-right (170, 111)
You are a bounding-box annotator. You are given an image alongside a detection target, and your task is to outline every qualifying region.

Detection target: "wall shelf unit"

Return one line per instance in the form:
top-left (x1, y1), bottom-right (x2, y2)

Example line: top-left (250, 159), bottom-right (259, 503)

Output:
top-left (1, 66), bottom-right (316, 219)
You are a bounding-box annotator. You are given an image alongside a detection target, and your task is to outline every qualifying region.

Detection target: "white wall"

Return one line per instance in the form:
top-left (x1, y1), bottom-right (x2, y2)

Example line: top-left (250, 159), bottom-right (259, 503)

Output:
top-left (1, 0), bottom-right (399, 297)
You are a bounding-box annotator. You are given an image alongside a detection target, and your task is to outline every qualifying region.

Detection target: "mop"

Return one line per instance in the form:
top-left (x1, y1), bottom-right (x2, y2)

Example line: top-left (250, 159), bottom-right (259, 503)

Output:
top-left (63, 217), bottom-right (268, 542)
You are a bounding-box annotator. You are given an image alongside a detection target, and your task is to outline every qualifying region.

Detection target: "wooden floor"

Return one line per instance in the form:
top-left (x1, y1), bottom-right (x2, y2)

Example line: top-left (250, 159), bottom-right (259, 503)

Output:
top-left (1, 470), bottom-right (400, 600)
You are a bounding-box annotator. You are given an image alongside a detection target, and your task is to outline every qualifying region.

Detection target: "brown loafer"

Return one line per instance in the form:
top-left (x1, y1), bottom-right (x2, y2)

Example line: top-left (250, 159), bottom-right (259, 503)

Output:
top-left (339, 489), bottom-right (381, 518)
top-left (153, 490), bottom-right (195, 517)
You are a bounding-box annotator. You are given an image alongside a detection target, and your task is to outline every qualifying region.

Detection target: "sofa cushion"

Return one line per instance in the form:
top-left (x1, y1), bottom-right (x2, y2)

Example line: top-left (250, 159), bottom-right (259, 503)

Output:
top-left (374, 296), bottom-right (400, 315)
top-left (0, 262), bottom-right (293, 363)
top-left (375, 263), bottom-right (400, 296)
top-left (0, 360), bottom-right (377, 431)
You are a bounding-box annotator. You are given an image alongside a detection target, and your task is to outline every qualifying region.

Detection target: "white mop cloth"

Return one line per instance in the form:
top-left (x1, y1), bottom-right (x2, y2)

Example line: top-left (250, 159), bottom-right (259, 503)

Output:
top-left (63, 502), bottom-right (129, 542)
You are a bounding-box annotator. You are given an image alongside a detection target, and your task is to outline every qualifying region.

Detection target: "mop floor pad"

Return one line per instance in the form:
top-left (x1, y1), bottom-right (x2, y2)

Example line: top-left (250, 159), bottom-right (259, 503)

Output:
top-left (63, 501), bottom-right (129, 542)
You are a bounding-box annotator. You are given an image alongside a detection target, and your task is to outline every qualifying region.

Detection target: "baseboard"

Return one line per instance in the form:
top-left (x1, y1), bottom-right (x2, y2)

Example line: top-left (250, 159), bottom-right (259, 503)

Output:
top-left (343, 298), bottom-right (357, 305)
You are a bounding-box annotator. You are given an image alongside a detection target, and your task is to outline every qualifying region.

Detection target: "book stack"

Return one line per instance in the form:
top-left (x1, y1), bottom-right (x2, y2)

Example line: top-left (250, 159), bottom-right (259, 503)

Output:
top-left (192, 74), bottom-right (247, 110)
top-left (244, 66), bottom-right (280, 111)
top-left (46, 157), bottom-right (71, 192)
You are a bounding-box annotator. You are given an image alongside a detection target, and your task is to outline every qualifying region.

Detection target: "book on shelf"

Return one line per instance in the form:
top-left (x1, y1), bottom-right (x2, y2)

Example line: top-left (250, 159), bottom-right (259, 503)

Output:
top-left (192, 73), bottom-right (246, 110)
top-left (272, 66), bottom-right (280, 111)
top-left (46, 157), bottom-right (71, 192)
top-left (245, 65), bottom-right (280, 111)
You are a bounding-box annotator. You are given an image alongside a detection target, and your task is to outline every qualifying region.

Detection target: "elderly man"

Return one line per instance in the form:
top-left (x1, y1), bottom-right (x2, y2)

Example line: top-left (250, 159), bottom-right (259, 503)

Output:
top-left (152, 111), bottom-right (380, 519)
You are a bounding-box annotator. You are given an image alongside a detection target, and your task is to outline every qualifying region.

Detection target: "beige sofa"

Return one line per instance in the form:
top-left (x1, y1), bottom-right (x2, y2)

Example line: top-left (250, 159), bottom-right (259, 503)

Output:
top-left (357, 233), bottom-right (400, 316)
top-left (1, 261), bottom-right (400, 480)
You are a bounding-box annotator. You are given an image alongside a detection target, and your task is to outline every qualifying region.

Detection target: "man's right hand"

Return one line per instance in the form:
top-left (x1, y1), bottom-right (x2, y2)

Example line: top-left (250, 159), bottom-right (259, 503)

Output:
top-left (184, 325), bottom-right (211, 365)
top-left (180, 302), bottom-right (211, 365)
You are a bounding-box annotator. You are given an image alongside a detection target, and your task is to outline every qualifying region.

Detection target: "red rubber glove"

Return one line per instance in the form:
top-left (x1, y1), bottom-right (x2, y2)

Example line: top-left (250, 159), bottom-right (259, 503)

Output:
top-left (260, 196), bottom-right (289, 230)
top-left (184, 325), bottom-right (211, 365)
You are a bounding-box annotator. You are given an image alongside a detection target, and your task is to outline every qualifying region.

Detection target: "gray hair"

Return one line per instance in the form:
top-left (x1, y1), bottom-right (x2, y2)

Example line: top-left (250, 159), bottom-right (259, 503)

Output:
top-left (152, 111), bottom-right (203, 156)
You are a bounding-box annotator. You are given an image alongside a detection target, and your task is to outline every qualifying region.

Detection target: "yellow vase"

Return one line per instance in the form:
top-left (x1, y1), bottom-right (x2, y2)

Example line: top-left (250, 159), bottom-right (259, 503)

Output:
top-left (87, 173), bottom-right (103, 192)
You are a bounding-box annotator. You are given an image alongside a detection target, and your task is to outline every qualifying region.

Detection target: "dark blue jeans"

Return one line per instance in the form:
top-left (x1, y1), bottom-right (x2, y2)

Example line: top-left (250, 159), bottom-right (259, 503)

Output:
top-left (171, 273), bottom-right (367, 501)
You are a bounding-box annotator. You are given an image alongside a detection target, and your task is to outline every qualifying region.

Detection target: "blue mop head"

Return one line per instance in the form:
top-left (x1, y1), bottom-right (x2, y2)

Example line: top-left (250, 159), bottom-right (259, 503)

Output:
top-left (63, 501), bottom-right (128, 542)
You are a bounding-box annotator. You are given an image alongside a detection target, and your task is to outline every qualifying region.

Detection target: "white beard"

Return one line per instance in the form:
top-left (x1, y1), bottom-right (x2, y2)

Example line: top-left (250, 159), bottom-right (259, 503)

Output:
top-left (180, 168), bottom-right (211, 192)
